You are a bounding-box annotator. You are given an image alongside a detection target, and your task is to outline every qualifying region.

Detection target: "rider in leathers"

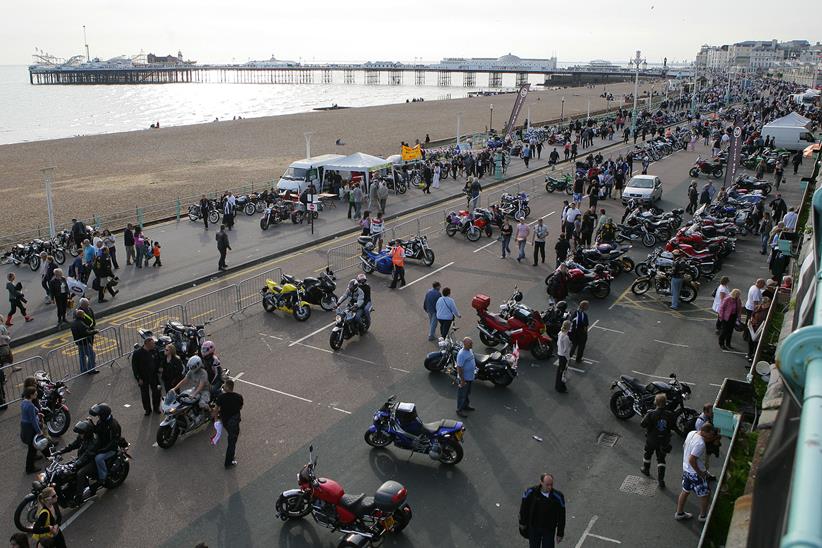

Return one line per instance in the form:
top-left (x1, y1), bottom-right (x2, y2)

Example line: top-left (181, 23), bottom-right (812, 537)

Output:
top-left (338, 280), bottom-right (366, 332)
top-left (56, 420), bottom-right (99, 504)
top-left (88, 403), bottom-right (122, 486)
top-left (356, 273), bottom-right (372, 327)
top-left (640, 393), bottom-right (675, 488)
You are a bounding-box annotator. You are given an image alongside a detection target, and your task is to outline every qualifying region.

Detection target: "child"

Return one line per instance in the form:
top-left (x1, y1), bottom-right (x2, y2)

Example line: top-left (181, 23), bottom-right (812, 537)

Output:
top-left (152, 241), bottom-right (162, 267)
top-left (143, 238), bottom-right (152, 267)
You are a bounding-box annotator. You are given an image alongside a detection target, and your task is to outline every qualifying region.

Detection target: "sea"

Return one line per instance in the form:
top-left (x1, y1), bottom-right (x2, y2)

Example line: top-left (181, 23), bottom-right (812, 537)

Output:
top-left (0, 65), bottom-right (548, 145)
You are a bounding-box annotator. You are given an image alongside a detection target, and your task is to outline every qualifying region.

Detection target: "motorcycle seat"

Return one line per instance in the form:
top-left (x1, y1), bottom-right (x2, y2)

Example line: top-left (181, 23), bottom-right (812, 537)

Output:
top-left (619, 375), bottom-right (646, 392)
top-left (422, 419), bottom-right (460, 435)
top-left (339, 493), bottom-right (377, 517)
top-left (475, 352), bottom-right (503, 366)
top-left (281, 274), bottom-right (297, 284)
top-left (302, 277), bottom-right (318, 284)
top-left (168, 321), bottom-right (187, 331)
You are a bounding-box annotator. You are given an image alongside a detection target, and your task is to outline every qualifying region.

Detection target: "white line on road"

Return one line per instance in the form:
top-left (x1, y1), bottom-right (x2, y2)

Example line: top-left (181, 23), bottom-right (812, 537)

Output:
top-left (709, 383), bottom-right (722, 387)
top-left (575, 515), bottom-right (599, 548)
top-left (653, 339), bottom-right (690, 348)
top-left (587, 533), bottom-right (622, 544)
top-left (631, 370), bottom-right (696, 386)
top-left (473, 238), bottom-right (499, 253)
top-left (593, 324), bottom-right (625, 334)
top-left (233, 371), bottom-right (245, 380)
top-left (258, 332), bottom-right (284, 340)
top-left (722, 349), bottom-right (747, 356)
top-left (298, 343), bottom-right (378, 365)
top-left (235, 377), bottom-right (313, 403)
top-left (332, 407), bottom-right (352, 415)
top-left (568, 366), bottom-right (586, 373)
top-left (590, 319), bottom-right (600, 329)
top-left (289, 321), bottom-right (337, 347)
top-left (62, 501), bottom-right (94, 530)
top-left (401, 261), bottom-right (454, 289)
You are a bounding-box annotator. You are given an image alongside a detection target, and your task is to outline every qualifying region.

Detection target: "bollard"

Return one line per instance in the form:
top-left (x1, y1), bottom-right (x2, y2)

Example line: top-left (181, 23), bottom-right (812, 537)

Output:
top-left (175, 199), bottom-right (181, 222)
top-left (136, 207), bottom-right (144, 229)
top-left (93, 214), bottom-right (101, 229)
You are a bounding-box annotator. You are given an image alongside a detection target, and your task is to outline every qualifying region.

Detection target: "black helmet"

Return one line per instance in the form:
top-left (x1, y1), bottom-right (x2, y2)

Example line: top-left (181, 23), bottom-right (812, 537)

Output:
top-left (513, 290), bottom-right (523, 302)
top-left (556, 300), bottom-right (568, 312)
top-left (73, 420), bottom-right (93, 436)
top-left (89, 403), bottom-right (112, 421)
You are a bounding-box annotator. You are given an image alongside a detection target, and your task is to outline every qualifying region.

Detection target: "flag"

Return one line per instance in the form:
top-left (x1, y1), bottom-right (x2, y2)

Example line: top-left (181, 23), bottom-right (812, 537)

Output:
top-left (401, 144), bottom-right (422, 161)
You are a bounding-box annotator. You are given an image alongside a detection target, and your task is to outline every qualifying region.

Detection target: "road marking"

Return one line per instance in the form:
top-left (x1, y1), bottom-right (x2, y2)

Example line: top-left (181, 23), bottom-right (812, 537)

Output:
top-left (653, 339), bottom-right (690, 348)
top-left (590, 319), bottom-right (600, 329)
top-left (709, 383), bottom-right (722, 387)
top-left (401, 261), bottom-right (454, 289)
top-left (575, 515), bottom-right (599, 548)
top-left (297, 343), bottom-right (380, 366)
top-left (189, 309), bottom-right (215, 321)
top-left (332, 407), bottom-right (352, 414)
top-left (473, 238), bottom-right (499, 253)
top-left (235, 377), bottom-right (313, 403)
top-left (568, 366), bottom-right (586, 373)
top-left (587, 533), bottom-right (622, 544)
top-left (288, 321), bottom-right (336, 347)
top-left (258, 332), bottom-right (284, 340)
top-left (609, 284), bottom-right (635, 310)
top-left (593, 324), bottom-right (624, 334)
top-left (62, 500), bottom-right (94, 530)
top-left (390, 366), bottom-right (411, 373)
top-left (721, 349), bottom-right (747, 355)
top-left (630, 370), bottom-right (696, 385)
top-left (233, 372), bottom-right (245, 380)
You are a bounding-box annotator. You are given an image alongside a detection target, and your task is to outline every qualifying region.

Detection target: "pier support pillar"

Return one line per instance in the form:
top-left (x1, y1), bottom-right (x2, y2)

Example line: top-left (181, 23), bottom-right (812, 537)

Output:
top-left (516, 72), bottom-right (528, 87)
top-left (415, 70), bottom-right (425, 86)
top-left (437, 71), bottom-right (451, 87)
top-left (322, 69), bottom-right (332, 84)
top-left (366, 70), bottom-right (379, 85)
top-left (463, 72), bottom-right (475, 87)
top-left (390, 70), bottom-right (402, 85)
top-left (344, 69), bottom-right (355, 84)
top-left (489, 72), bottom-right (503, 88)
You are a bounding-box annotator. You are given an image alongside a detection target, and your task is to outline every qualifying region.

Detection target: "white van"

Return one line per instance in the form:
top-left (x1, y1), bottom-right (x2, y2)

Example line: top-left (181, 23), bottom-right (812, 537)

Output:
top-left (276, 154), bottom-right (345, 194)
top-left (761, 126), bottom-right (818, 152)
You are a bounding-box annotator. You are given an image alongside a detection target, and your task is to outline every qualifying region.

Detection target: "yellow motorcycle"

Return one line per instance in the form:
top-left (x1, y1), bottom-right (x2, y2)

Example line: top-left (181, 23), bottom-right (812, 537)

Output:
top-left (260, 279), bottom-right (312, 321)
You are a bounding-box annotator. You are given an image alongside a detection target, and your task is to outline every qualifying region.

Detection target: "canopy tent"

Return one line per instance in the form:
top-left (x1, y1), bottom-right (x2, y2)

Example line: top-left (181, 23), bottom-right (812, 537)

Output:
top-left (323, 152), bottom-right (392, 190)
top-left (767, 112), bottom-right (812, 129)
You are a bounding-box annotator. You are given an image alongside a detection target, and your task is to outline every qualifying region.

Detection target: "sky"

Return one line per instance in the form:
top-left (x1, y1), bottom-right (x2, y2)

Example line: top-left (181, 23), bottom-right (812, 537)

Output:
top-left (2, 0), bottom-right (819, 66)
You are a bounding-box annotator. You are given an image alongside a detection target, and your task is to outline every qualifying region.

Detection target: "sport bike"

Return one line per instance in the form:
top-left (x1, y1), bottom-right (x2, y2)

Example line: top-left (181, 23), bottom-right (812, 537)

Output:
top-left (261, 279), bottom-right (312, 321)
top-left (609, 373), bottom-right (698, 436)
top-left (330, 302), bottom-right (371, 350)
top-left (281, 270), bottom-right (338, 311)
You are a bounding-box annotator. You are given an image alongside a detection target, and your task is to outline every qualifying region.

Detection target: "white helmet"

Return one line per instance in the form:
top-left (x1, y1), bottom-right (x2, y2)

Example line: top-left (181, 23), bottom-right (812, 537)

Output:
top-left (34, 434), bottom-right (50, 452)
top-left (187, 355), bottom-right (203, 372)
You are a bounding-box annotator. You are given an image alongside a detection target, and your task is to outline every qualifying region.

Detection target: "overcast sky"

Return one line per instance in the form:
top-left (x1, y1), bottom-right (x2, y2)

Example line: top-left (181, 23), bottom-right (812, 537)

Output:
top-left (3, 0), bottom-right (819, 66)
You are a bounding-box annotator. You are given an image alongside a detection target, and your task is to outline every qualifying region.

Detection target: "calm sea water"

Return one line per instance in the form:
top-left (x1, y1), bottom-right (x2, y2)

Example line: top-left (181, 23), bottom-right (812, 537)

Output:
top-left (0, 65), bottom-right (546, 145)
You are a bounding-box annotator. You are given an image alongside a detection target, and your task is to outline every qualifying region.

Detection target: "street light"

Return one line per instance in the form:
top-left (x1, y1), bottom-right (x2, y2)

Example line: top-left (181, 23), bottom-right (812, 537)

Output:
top-left (560, 96), bottom-right (565, 124)
top-left (628, 50), bottom-right (647, 138)
top-left (456, 111), bottom-right (463, 145)
top-left (489, 104), bottom-right (494, 132)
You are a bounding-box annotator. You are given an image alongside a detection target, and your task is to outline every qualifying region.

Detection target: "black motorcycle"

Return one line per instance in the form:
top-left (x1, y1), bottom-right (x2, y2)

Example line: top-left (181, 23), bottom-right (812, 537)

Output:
top-left (392, 235), bottom-right (435, 266)
top-left (34, 371), bottom-right (72, 437)
top-left (188, 200), bottom-right (221, 224)
top-left (1, 242), bottom-right (41, 271)
top-left (281, 269), bottom-right (338, 311)
top-left (14, 442), bottom-right (131, 533)
top-left (31, 238), bottom-right (66, 265)
top-left (609, 373), bottom-right (698, 436)
top-left (330, 303), bottom-right (371, 350)
top-left (497, 192), bottom-right (530, 221)
top-left (424, 329), bottom-right (519, 387)
top-left (55, 230), bottom-right (81, 258)
top-left (615, 223), bottom-right (656, 247)
top-left (734, 175), bottom-right (772, 196)
top-left (159, 320), bottom-right (205, 358)
top-left (572, 245), bottom-right (634, 278)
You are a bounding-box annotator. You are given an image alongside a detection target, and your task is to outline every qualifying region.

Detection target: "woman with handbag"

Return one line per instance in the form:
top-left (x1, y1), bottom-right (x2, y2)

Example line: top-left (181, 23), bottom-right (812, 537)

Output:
top-left (746, 297), bottom-right (771, 361)
top-left (718, 288), bottom-right (743, 350)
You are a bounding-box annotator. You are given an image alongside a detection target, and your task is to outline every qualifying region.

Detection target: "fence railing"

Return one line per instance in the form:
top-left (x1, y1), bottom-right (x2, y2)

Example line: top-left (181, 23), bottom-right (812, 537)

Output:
top-left (117, 305), bottom-right (187, 354)
top-left (237, 267), bottom-right (282, 311)
top-left (183, 286), bottom-right (239, 325)
top-left (44, 326), bottom-right (123, 382)
top-left (0, 356), bottom-right (47, 407)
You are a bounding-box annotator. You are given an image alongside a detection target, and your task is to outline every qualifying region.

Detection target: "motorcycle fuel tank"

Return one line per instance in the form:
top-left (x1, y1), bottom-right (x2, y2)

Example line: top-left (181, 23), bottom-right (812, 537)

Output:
top-left (315, 477), bottom-right (345, 504)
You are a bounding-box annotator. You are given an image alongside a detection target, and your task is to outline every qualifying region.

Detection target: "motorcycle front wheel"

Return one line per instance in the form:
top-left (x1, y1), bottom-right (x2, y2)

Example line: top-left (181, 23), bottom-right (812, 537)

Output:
top-left (244, 203), bottom-right (256, 216)
top-left (679, 285), bottom-right (698, 303)
top-left (545, 183), bottom-right (555, 193)
top-left (591, 282), bottom-right (611, 299)
top-left (47, 407), bottom-right (71, 437)
top-left (53, 249), bottom-right (66, 265)
top-left (68, 243), bottom-right (80, 257)
top-left (292, 304), bottom-right (311, 322)
top-left (439, 439), bottom-right (464, 465)
top-left (156, 424), bottom-right (179, 449)
top-left (620, 257), bottom-right (635, 272)
top-left (712, 168), bottom-right (724, 179)
top-left (631, 279), bottom-right (651, 295)
top-left (319, 294), bottom-right (338, 311)
top-left (490, 371), bottom-right (515, 386)
top-left (531, 342), bottom-right (552, 360)
top-left (641, 232), bottom-right (656, 248)
top-left (634, 262), bottom-right (649, 277)
top-left (397, 183), bottom-right (407, 194)
top-left (423, 355), bottom-right (445, 372)
top-left (361, 260), bottom-right (375, 274)
top-left (275, 492), bottom-right (311, 520)
top-left (13, 495), bottom-right (37, 533)
top-left (466, 227), bottom-right (481, 242)
top-left (609, 391), bottom-right (636, 420)
top-left (484, 225), bottom-right (493, 238)
top-left (363, 429), bottom-right (392, 448)
top-left (104, 458), bottom-right (130, 489)
top-left (208, 210), bottom-right (221, 224)
top-left (329, 330), bottom-right (344, 351)
top-left (423, 249), bottom-right (435, 266)
top-left (28, 255), bottom-right (41, 272)
top-left (689, 167), bottom-right (699, 178)
top-left (675, 408), bottom-right (700, 437)
top-left (260, 218), bottom-right (270, 231)
top-left (478, 331), bottom-right (499, 348)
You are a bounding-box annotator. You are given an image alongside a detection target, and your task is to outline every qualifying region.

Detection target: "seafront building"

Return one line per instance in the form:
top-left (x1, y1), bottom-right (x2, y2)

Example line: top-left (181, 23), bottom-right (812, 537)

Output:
top-left (695, 40), bottom-right (821, 88)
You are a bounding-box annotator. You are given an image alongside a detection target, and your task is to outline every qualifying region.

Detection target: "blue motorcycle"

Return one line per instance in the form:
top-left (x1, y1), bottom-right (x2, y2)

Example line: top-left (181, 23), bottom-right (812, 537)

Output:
top-left (364, 396), bottom-right (465, 465)
top-left (357, 236), bottom-right (393, 275)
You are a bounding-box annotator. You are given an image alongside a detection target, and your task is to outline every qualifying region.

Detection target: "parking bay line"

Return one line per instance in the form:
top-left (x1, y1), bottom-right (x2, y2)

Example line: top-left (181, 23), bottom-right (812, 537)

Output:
top-left (296, 343), bottom-right (410, 373)
top-left (62, 501), bottom-right (94, 530)
top-left (400, 261), bottom-right (454, 289)
top-left (653, 339), bottom-right (689, 348)
top-left (631, 369), bottom-right (696, 386)
top-left (288, 321), bottom-right (337, 347)
top-left (235, 377), bottom-right (313, 403)
top-left (575, 515), bottom-right (621, 547)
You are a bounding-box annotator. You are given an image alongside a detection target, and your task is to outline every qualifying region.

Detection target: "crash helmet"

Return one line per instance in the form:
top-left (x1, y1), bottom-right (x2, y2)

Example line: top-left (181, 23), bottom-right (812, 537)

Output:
top-left (512, 290), bottom-right (523, 302)
top-left (555, 300), bottom-right (568, 313)
top-left (89, 403), bottom-right (112, 421)
top-left (73, 420), bottom-right (93, 436)
top-left (33, 434), bottom-right (50, 452)
top-left (187, 355), bottom-right (204, 372)
top-left (347, 279), bottom-right (358, 292)
top-left (356, 273), bottom-right (367, 284)
top-left (200, 340), bottom-right (216, 357)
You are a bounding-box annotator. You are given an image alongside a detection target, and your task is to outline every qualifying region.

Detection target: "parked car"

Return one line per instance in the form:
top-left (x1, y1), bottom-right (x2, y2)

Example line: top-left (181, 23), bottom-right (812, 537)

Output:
top-left (622, 175), bottom-right (663, 205)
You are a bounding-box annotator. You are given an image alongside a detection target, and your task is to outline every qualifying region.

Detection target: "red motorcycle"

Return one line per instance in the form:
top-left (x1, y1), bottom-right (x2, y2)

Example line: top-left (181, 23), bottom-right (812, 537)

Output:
top-left (448, 209), bottom-right (495, 238)
top-left (668, 231), bottom-right (734, 258)
top-left (276, 445), bottom-right (413, 547)
top-left (688, 156), bottom-right (723, 179)
top-left (472, 292), bottom-right (553, 360)
top-left (664, 241), bottom-right (721, 266)
top-left (545, 263), bottom-right (612, 300)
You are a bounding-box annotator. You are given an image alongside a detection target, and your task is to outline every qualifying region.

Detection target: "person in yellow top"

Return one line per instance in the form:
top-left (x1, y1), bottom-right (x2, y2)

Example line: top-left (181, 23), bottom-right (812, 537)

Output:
top-left (31, 486), bottom-right (67, 547)
top-left (389, 242), bottom-right (406, 289)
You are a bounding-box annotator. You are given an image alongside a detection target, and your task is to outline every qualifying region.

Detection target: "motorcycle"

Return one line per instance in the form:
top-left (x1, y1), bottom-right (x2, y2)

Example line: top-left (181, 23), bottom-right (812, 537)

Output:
top-left (634, 249), bottom-right (708, 280)
top-left (545, 173), bottom-right (574, 194)
top-left (1, 242), bottom-right (41, 271)
top-left (615, 223), bottom-right (656, 248)
top-left (472, 291), bottom-right (553, 359)
top-left (275, 445), bottom-right (413, 546)
top-left (161, 320), bottom-right (206, 358)
top-left (259, 203), bottom-right (284, 230)
top-left (33, 371), bottom-right (71, 437)
top-left (14, 440), bottom-right (131, 533)
top-left (364, 396), bottom-right (465, 465)
top-left (261, 279), bottom-right (312, 321)
top-left (55, 230), bottom-right (81, 258)
top-left (30, 238), bottom-right (66, 266)
top-left (734, 175), bottom-right (772, 196)
top-left (445, 212), bottom-right (482, 241)
top-left (544, 263), bottom-right (612, 300)
top-left (630, 266), bottom-right (700, 303)
top-left (155, 379), bottom-right (228, 449)
top-left (357, 236), bottom-right (394, 275)
top-left (424, 327), bottom-right (520, 386)
top-left (688, 156), bottom-right (723, 179)
top-left (187, 200), bottom-right (221, 224)
top-left (609, 373), bottom-right (698, 436)
top-left (498, 192), bottom-right (531, 221)
top-left (572, 244), bottom-right (634, 278)
top-left (393, 235), bottom-right (435, 266)
top-left (330, 302), bottom-right (371, 350)
top-left (281, 270), bottom-right (338, 311)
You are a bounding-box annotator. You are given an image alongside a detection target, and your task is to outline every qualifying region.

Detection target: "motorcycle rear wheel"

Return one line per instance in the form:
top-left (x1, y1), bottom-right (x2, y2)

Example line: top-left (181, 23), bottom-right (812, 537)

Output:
top-left (275, 492), bottom-right (311, 520)
top-left (329, 330), bottom-right (344, 351)
top-left (675, 408), bottom-right (700, 437)
top-left (620, 257), bottom-right (635, 272)
top-left (423, 249), bottom-right (435, 266)
top-left (364, 429), bottom-right (392, 448)
top-left (634, 262), bottom-right (649, 277)
top-left (104, 459), bottom-right (130, 489)
top-left (712, 168), bottom-right (723, 179)
top-left (208, 210), bottom-right (221, 224)
top-left (679, 285), bottom-right (698, 303)
top-left (13, 495), bottom-right (37, 533)
top-left (29, 255), bottom-right (40, 272)
top-left (397, 183), bottom-right (407, 194)
top-left (478, 331), bottom-right (499, 348)
top-left (490, 371), bottom-right (515, 386)
top-left (591, 282), bottom-right (611, 299)
top-left (156, 424), bottom-right (179, 449)
top-left (392, 504), bottom-right (413, 533)
top-left (565, 185), bottom-right (573, 195)
top-left (531, 342), bottom-right (552, 360)
top-left (631, 279), bottom-right (651, 295)
top-left (47, 407), bottom-right (71, 437)
top-left (445, 225), bottom-right (457, 238)
top-left (262, 296), bottom-right (276, 313)
top-left (609, 391), bottom-right (636, 420)
top-left (292, 304), bottom-right (311, 322)
top-left (53, 249), bottom-right (66, 265)
top-left (423, 355), bottom-right (445, 372)
top-left (439, 439), bottom-right (464, 465)
top-left (484, 225), bottom-right (493, 238)
top-left (244, 203), bottom-right (256, 216)
top-left (68, 243), bottom-right (80, 257)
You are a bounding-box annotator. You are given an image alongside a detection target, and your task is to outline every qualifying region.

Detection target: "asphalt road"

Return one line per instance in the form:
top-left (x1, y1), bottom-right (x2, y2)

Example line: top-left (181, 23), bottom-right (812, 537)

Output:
top-left (0, 136), bottom-right (809, 548)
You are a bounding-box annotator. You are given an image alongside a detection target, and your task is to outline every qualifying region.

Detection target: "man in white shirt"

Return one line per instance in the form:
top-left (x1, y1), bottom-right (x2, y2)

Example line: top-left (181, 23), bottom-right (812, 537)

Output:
top-left (675, 423), bottom-right (718, 521)
top-left (744, 279), bottom-right (765, 322)
top-left (783, 207), bottom-right (798, 231)
top-left (564, 203), bottom-right (581, 239)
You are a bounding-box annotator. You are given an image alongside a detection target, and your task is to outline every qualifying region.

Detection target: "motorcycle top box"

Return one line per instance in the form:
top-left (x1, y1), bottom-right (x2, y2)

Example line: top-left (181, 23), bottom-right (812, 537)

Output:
top-left (471, 294), bottom-right (491, 312)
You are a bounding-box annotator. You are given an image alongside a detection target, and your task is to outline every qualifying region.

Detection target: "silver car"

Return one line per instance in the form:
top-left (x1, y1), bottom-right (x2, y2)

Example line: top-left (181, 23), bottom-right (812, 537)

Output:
top-left (622, 175), bottom-right (662, 205)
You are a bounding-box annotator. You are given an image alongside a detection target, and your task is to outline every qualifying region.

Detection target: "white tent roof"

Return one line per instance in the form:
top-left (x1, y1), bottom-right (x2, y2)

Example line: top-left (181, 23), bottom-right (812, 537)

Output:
top-left (766, 112), bottom-right (812, 129)
top-left (324, 152), bottom-right (392, 172)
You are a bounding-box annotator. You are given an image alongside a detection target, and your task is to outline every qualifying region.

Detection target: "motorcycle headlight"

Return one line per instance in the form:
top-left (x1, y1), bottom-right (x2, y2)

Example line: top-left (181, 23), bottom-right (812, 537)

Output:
top-left (197, 329), bottom-right (205, 338)
top-left (336, 315), bottom-right (343, 322)
top-left (58, 387), bottom-right (66, 397)
top-left (37, 473), bottom-right (46, 482)
top-left (438, 339), bottom-right (447, 349)
top-left (682, 392), bottom-right (690, 400)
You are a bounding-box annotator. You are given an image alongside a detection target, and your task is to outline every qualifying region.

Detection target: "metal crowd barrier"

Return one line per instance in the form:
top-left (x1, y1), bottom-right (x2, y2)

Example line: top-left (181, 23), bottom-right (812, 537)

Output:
top-left (183, 286), bottom-right (239, 325)
top-left (237, 267), bottom-right (282, 311)
top-left (416, 210), bottom-right (448, 237)
top-left (326, 240), bottom-right (364, 273)
top-left (0, 356), bottom-right (47, 407)
top-left (44, 326), bottom-right (123, 382)
top-left (118, 305), bottom-right (187, 354)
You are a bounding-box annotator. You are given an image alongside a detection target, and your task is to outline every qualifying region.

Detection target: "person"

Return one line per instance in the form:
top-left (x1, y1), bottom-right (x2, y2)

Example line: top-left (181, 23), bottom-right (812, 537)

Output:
top-left (549, 148), bottom-right (559, 166)
top-left (500, 219), bottom-right (513, 259)
top-left (569, 300), bottom-right (589, 363)
top-left (747, 296), bottom-right (771, 361)
top-left (71, 218), bottom-right (87, 248)
top-left (39, 253), bottom-right (56, 304)
top-left (515, 220), bottom-right (530, 263)
top-left (695, 403), bottom-right (713, 432)
top-left (359, 210), bottom-right (371, 236)
top-left (519, 473), bottom-right (566, 548)
top-left (352, 183), bottom-right (363, 218)
top-left (370, 212), bottom-right (385, 250)
top-left (580, 208), bottom-right (596, 248)
top-left (368, 180), bottom-right (379, 211)
top-left (355, 273), bottom-right (373, 327)
top-left (9, 533), bottom-right (29, 548)
top-left (48, 269), bottom-right (70, 327)
top-left (31, 486), bottom-right (66, 548)
top-left (71, 309), bottom-right (98, 375)
top-left (744, 279), bottom-right (765, 323)
top-left (469, 177), bottom-right (482, 211)
top-left (101, 229), bottom-right (119, 269)
top-left (92, 248), bottom-right (118, 303)
top-left (774, 161), bottom-right (784, 190)
top-left (55, 419), bottom-right (99, 504)
top-left (132, 337), bottom-right (161, 415)
top-left (554, 234), bottom-right (570, 267)
top-left (199, 340), bottom-right (224, 398)
top-left (711, 276), bottom-right (731, 333)
top-left (172, 356), bottom-right (212, 419)
top-left (596, 217), bottom-right (616, 244)
top-left (532, 218), bottom-right (548, 266)
top-left (640, 394), bottom-right (675, 489)
top-left (123, 223), bottom-right (136, 265)
top-left (758, 212), bottom-right (774, 255)
top-left (564, 202), bottom-right (580, 238)
top-left (455, 337), bottom-right (476, 418)
top-left (423, 282), bottom-right (442, 341)
top-left (158, 343), bottom-right (184, 393)
top-left (389, 241), bottom-right (406, 289)
top-left (435, 287), bottom-right (460, 337)
top-left (783, 207), bottom-right (798, 231)
top-left (222, 196), bottom-right (235, 230)
top-left (432, 163), bottom-right (441, 190)
top-left (216, 225), bottom-right (231, 271)
top-left (89, 402), bottom-right (122, 486)
top-left (152, 241), bottom-right (162, 267)
top-left (339, 279), bottom-right (366, 329)
top-left (134, 229), bottom-right (146, 269)
top-left (6, 273), bottom-right (33, 326)
top-left (377, 179), bottom-right (389, 213)
top-left (718, 288), bottom-right (742, 350)
top-left (792, 150), bottom-right (802, 175)
top-left (670, 249), bottom-right (685, 310)
top-left (686, 182), bottom-right (699, 215)
top-left (199, 195), bottom-right (211, 229)
top-left (769, 194), bottom-right (787, 222)
top-left (675, 423), bottom-right (718, 522)
top-left (20, 386), bottom-right (42, 474)
top-left (555, 320), bottom-right (571, 393)
top-left (214, 378), bottom-right (243, 468)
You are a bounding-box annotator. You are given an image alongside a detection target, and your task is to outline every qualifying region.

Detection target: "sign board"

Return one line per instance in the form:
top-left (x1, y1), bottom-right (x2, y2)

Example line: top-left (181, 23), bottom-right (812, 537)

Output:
top-left (401, 144), bottom-right (422, 161)
top-left (307, 203), bottom-right (317, 212)
top-left (504, 84), bottom-right (530, 139)
top-left (722, 118), bottom-right (742, 188)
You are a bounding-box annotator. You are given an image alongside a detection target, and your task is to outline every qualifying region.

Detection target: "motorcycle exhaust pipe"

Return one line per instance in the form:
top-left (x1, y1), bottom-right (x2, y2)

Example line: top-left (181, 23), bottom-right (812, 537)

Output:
top-left (476, 324), bottom-right (499, 340)
top-left (340, 534), bottom-right (371, 547)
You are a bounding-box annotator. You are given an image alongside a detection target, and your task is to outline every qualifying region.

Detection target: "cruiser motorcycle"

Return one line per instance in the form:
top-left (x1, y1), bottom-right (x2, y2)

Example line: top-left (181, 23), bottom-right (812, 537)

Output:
top-left (630, 266), bottom-right (700, 303)
top-left (424, 327), bottom-right (520, 387)
top-left (275, 445), bottom-right (413, 547)
top-left (33, 371), bottom-right (72, 437)
top-left (392, 235), bottom-right (435, 266)
top-left (330, 302), bottom-right (371, 350)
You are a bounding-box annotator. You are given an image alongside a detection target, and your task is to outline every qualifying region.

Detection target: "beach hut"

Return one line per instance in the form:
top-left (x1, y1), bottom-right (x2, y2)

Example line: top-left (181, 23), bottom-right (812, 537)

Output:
top-left (324, 152), bottom-right (392, 192)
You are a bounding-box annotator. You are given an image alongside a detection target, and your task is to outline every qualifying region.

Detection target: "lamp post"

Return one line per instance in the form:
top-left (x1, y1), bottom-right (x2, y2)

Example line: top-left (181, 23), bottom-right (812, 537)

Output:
top-left (489, 104), bottom-right (494, 133)
top-left (628, 50), bottom-right (646, 139)
top-left (560, 96), bottom-right (565, 125)
top-left (42, 167), bottom-right (57, 238)
top-left (586, 98), bottom-right (590, 120)
top-left (456, 111), bottom-right (463, 146)
top-left (304, 131), bottom-right (314, 159)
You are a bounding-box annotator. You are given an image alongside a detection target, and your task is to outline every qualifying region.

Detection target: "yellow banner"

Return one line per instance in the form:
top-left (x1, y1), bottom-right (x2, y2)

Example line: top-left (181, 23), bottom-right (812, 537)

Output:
top-left (401, 144), bottom-right (422, 161)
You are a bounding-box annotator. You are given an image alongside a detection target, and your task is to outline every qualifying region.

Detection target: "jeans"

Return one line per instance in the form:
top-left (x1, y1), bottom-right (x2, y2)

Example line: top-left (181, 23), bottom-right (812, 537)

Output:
top-left (517, 239), bottom-right (527, 260)
top-left (223, 414), bottom-right (241, 467)
top-left (761, 233), bottom-right (769, 254)
top-left (533, 241), bottom-right (545, 264)
top-left (428, 312), bottom-right (438, 339)
top-left (456, 380), bottom-right (472, 411)
top-left (529, 528), bottom-right (556, 548)
top-left (438, 319), bottom-right (453, 338)
top-left (125, 245), bottom-right (135, 265)
top-left (470, 195), bottom-right (479, 211)
top-left (501, 235), bottom-right (511, 257)
top-left (95, 450), bottom-right (115, 482)
top-left (78, 341), bottom-right (96, 373)
top-left (670, 276), bottom-right (683, 309)
top-left (135, 246), bottom-right (144, 269)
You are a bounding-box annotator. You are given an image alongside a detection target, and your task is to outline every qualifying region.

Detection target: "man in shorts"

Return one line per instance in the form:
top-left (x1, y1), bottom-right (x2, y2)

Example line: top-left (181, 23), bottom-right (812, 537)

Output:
top-left (675, 423), bottom-right (718, 521)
